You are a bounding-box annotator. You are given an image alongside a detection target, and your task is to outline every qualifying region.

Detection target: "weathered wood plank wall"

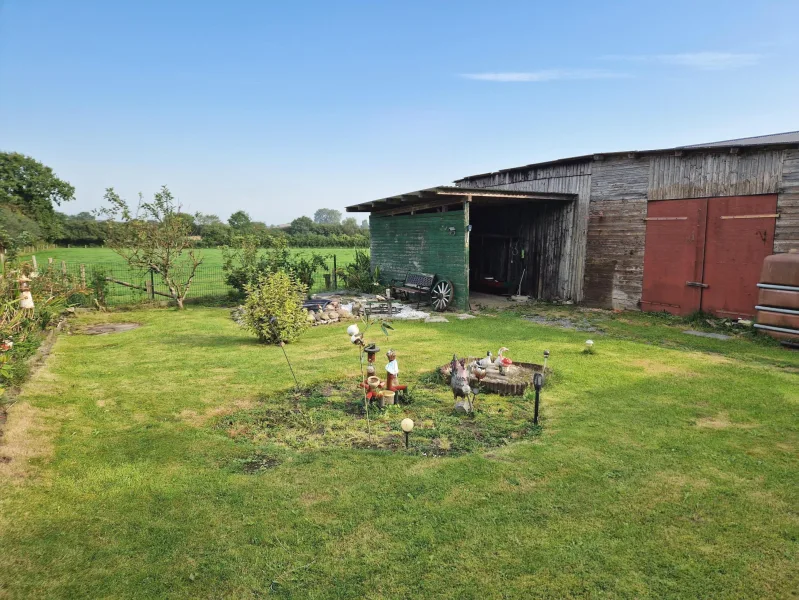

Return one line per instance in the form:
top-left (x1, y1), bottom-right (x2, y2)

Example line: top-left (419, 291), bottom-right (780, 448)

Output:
top-left (456, 162), bottom-right (592, 301)
top-left (777, 148), bottom-right (799, 254)
top-left (585, 157), bottom-right (649, 309)
top-left (648, 151), bottom-right (783, 200)
top-left (370, 210), bottom-right (469, 310)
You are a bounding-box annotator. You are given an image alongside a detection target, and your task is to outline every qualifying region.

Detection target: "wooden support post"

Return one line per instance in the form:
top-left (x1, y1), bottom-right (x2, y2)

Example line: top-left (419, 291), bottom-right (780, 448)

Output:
top-left (333, 254), bottom-right (338, 289)
top-left (48, 257), bottom-right (54, 266)
top-left (80, 264), bottom-right (86, 287)
top-left (32, 255), bottom-right (38, 272)
top-left (61, 260), bottom-right (67, 276)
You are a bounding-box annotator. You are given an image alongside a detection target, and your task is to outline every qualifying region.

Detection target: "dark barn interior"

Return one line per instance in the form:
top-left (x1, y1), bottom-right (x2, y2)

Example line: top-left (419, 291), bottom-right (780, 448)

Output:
top-left (469, 199), bottom-right (573, 299)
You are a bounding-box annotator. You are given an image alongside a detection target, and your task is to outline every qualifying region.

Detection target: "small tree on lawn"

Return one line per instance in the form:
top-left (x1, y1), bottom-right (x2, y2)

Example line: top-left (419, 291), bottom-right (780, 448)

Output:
top-left (241, 271), bottom-right (309, 344)
top-left (100, 185), bottom-right (202, 309)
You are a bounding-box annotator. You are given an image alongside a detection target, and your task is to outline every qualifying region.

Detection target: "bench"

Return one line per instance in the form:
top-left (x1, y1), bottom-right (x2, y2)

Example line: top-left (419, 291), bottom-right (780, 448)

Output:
top-left (391, 272), bottom-right (454, 311)
top-left (391, 272), bottom-right (435, 309)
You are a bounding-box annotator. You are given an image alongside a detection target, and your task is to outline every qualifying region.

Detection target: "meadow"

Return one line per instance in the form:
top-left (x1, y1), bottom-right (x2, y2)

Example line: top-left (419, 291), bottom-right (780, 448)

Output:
top-left (0, 306), bottom-right (796, 598)
top-left (19, 247), bottom-right (364, 304)
top-left (22, 246), bottom-right (364, 269)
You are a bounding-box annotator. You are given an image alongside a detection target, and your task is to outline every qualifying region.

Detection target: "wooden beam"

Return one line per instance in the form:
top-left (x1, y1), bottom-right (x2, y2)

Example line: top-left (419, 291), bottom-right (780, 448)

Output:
top-left (372, 197), bottom-right (463, 217)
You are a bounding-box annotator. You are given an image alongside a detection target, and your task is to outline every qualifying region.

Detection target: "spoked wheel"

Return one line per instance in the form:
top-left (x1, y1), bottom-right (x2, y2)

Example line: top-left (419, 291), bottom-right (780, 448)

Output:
top-left (431, 280), bottom-right (454, 312)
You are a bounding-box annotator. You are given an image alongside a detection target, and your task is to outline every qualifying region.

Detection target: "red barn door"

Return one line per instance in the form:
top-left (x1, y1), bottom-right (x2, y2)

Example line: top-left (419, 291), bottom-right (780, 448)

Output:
top-left (702, 195), bottom-right (778, 318)
top-left (640, 198), bottom-right (707, 315)
top-left (641, 194), bottom-right (778, 317)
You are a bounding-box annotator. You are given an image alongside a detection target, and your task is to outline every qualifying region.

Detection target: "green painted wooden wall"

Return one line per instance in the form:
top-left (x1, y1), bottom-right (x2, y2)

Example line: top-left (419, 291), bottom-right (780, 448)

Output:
top-left (370, 210), bottom-right (469, 310)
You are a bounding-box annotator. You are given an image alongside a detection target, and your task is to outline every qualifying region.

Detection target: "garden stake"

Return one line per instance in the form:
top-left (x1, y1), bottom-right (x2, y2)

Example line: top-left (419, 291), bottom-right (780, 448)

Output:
top-left (533, 373), bottom-right (544, 425)
top-left (270, 317), bottom-right (300, 393)
top-left (359, 346), bottom-right (373, 443)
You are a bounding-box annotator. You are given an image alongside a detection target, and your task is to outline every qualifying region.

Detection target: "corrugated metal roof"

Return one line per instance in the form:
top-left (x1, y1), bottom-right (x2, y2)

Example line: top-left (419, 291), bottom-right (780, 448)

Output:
top-left (345, 185), bottom-right (575, 213)
top-left (455, 131), bottom-right (799, 183)
top-left (679, 130), bottom-right (799, 148)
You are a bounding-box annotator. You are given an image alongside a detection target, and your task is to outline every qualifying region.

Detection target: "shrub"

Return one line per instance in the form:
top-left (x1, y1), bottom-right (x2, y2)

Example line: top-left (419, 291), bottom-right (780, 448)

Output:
top-left (223, 236), bottom-right (328, 297)
top-left (338, 250), bottom-right (380, 292)
top-left (241, 271), bottom-right (308, 344)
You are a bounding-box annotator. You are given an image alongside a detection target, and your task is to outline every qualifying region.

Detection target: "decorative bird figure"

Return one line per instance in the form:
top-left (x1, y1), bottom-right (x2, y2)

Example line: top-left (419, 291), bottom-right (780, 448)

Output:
top-left (477, 351), bottom-right (493, 368)
top-left (495, 347), bottom-right (513, 368)
top-left (449, 355), bottom-right (472, 400)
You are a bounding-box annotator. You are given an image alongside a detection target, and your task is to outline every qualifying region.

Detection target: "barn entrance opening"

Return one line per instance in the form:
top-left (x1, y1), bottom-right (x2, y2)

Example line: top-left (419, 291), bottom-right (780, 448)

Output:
top-left (469, 199), bottom-right (573, 300)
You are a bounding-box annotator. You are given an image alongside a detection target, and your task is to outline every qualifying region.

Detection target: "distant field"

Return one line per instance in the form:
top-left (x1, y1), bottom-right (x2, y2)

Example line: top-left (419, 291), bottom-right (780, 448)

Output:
top-left (20, 247), bottom-right (365, 305)
top-left (22, 247), bottom-right (364, 268)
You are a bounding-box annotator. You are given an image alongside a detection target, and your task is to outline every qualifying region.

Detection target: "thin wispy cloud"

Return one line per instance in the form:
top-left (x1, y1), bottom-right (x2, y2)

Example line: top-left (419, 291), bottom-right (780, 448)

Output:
top-left (460, 69), bottom-right (627, 82)
top-left (601, 52), bottom-right (762, 70)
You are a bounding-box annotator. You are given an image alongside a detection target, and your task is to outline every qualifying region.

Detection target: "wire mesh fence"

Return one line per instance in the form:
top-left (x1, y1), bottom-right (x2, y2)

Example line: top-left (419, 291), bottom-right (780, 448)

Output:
top-left (37, 257), bottom-right (346, 307)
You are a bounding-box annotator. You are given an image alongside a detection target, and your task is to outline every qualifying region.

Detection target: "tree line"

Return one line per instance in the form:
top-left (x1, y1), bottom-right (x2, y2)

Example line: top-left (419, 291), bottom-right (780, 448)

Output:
top-left (0, 152), bottom-right (369, 254)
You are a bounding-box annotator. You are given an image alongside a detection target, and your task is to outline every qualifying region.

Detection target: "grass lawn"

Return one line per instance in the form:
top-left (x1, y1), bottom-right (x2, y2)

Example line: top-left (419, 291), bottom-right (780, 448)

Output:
top-left (0, 307), bottom-right (797, 598)
top-left (19, 247), bottom-right (364, 305)
top-left (21, 247), bottom-right (364, 269)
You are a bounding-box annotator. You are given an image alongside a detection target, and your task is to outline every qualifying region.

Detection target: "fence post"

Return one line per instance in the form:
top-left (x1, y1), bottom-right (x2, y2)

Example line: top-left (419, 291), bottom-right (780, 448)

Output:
top-left (61, 260), bottom-right (67, 276)
top-left (332, 254), bottom-right (337, 289)
top-left (149, 269), bottom-right (155, 300)
top-left (80, 264), bottom-right (86, 287)
top-left (32, 255), bottom-right (38, 272)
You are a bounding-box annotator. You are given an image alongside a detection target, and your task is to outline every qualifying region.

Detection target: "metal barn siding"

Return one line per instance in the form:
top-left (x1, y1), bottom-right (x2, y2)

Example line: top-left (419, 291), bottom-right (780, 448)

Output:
top-left (369, 210), bottom-right (469, 310)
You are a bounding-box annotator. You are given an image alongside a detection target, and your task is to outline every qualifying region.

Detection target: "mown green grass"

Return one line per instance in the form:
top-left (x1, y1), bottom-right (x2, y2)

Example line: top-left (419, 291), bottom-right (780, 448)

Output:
top-left (0, 308), bottom-right (797, 598)
top-left (22, 247), bottom-right (363, 269)
top-left (20, 247), bottom-right (363, 305)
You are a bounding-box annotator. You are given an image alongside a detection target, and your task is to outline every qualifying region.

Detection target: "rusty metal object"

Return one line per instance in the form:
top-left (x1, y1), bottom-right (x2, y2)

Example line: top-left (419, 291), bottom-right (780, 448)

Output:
top-left (755, 250), bottom-right (799, 341)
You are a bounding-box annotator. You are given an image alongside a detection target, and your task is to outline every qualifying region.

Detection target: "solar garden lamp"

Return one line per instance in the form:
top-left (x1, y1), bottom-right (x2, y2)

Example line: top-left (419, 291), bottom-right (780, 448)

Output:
top-left (543, 349), bottom-right (550, 371)
top-left (533, 372), bottom-right (544, 426)
top-left (401, 418), bottom-right (414, 449)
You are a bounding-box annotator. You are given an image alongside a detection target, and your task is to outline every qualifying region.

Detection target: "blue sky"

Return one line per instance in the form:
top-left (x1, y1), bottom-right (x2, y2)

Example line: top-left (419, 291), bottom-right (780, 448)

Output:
top-left (1, 1), bottom-right (797, 224)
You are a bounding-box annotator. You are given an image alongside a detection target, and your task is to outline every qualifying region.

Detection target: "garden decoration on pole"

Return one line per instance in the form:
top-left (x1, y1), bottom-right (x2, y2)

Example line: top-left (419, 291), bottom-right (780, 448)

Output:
top-left (401, 418), bottom-right (414, 449)
top-left (533, 372), bottom-right (544, 425)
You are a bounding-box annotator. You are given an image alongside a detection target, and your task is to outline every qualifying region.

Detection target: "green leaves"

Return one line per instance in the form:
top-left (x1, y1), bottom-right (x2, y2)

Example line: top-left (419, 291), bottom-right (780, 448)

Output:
top-left (241, 271), bottom-right (309, 344)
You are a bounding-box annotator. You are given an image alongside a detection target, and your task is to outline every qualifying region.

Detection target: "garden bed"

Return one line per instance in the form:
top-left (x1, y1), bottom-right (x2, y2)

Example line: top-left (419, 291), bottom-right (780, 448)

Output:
top-left (216, 377), bottom-right (541, 457)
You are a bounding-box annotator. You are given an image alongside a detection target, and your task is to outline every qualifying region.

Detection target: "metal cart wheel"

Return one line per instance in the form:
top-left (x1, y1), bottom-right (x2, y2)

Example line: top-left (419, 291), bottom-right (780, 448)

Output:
top-left (431, 280), bottom-right (454, 312)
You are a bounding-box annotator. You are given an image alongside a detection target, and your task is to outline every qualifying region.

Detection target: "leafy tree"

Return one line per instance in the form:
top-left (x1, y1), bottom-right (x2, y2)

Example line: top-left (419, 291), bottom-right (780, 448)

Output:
top-left (289, 216), bottom-right (314, 235)
top-left (313, 208), bottom-right (341, 225)
top-left (361, 219), bottom-right (369, 229)
top-left (0, 152), bottom-right (75, 239)
top-left (228, 210), bottom-right (252, 231)
top-left (194, 212), bottom-right (222, 226)
top-left (198, 222), bottom-right (231, 247)
top-left (341, 217), bottom-right (359, 235)
top-left (75, 211), bottom-right (96, 221)
top-left (100, 185), bottom-right (203, 310)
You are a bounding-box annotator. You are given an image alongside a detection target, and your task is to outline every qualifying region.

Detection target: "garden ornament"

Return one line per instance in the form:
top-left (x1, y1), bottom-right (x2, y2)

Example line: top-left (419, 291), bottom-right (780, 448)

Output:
top-left (385, 349), bottom-right (407, 393)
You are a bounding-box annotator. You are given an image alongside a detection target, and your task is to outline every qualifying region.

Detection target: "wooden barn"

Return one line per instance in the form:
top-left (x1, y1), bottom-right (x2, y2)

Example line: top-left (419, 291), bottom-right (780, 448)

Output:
top-left (346, 132), bottom-right (799, 317)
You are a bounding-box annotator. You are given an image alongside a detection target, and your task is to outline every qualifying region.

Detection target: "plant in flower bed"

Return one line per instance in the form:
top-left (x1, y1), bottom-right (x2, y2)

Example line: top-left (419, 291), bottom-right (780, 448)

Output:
top-left (215, 377), bottom-right (541, 455)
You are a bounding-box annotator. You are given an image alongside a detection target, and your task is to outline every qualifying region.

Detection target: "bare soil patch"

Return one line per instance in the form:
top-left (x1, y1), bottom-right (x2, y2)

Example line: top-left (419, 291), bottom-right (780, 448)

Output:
top-left (80, 323), bottom-right (141, 335)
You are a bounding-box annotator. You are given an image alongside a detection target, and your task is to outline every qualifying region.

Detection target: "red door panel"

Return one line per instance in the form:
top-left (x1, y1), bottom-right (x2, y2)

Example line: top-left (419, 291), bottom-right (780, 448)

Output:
top-left (641, 199), bottom-right (706, 315)
top-left (701, 195), bottom-right (777, 318)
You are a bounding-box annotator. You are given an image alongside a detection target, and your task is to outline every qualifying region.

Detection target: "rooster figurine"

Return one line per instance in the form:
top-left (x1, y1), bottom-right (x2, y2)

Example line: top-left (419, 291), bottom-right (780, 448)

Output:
top-left (449, 355), bottom-right (472, 400)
